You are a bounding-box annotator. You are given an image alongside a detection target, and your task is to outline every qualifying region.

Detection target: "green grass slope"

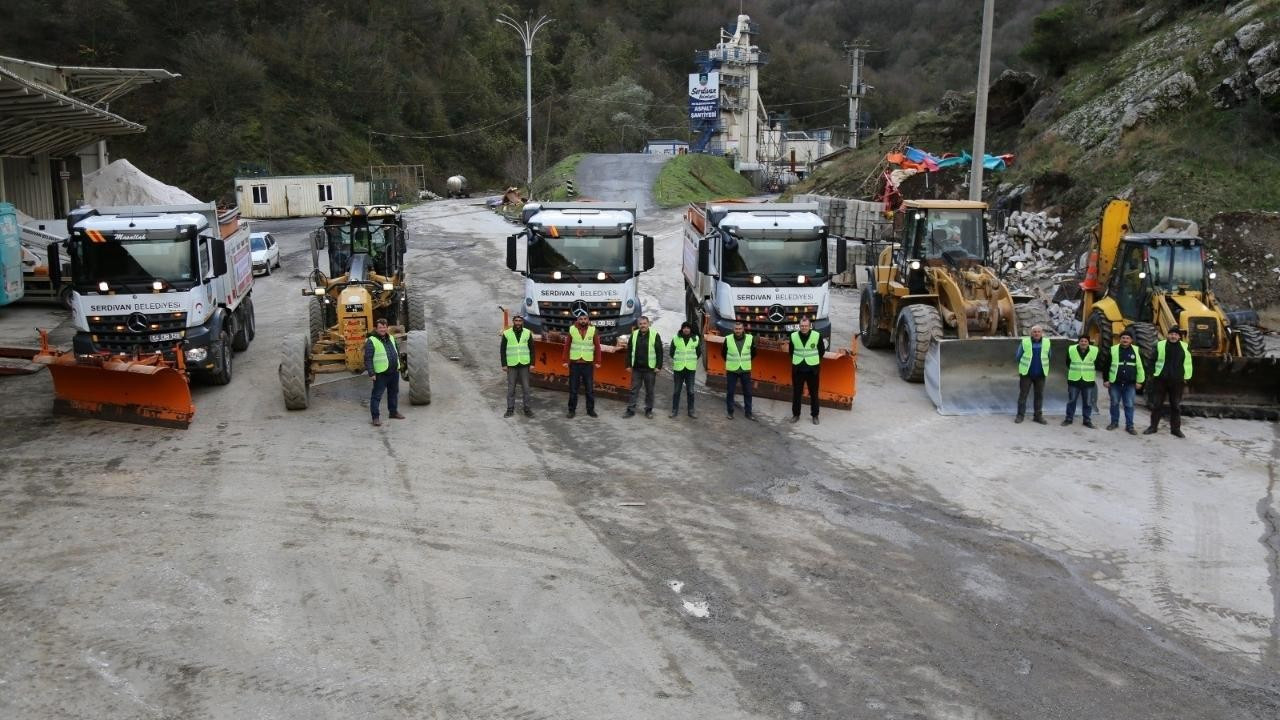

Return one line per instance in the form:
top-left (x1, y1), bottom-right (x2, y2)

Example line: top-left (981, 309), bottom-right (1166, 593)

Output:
top-left (653, 155), bottom-right (756, 208)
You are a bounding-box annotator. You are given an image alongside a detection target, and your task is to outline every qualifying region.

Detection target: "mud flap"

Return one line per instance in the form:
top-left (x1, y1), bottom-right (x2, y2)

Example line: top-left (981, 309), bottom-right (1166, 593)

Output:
top-left (36, 354), bottom-right (195, 428)
top-left (1179, 355), bottom-right (1280, 421)
top-left (703, 335), bottom-right (856, 410)
top-left (528, 335), bottom-right (632, 402)
top-left (926, 337), bottom-right (1073, 415)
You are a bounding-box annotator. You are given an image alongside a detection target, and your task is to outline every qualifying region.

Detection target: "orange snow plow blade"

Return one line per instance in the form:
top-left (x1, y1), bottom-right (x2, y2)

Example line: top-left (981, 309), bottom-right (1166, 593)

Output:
top-left (33, 332), bottom-right (194, 428)
top-left (527, 334), bottom-right (632, 402)
top-left (703, 333), bottom-right (856, 410)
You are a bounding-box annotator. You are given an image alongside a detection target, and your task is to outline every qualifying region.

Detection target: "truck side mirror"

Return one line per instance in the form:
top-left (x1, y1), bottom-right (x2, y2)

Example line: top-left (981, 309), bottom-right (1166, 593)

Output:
top-left (47, 243), bottom-right (62, 286)
top-left (697, 238), bottom-right (710, 275)
top-left (642, 234), bottom-right (655, 273)
top-left (211, 239), bottom-right (228, 277)
top-left (506, 234), bottom-right (519, 272)
top-left (834, 238), bottom-right (848, 276)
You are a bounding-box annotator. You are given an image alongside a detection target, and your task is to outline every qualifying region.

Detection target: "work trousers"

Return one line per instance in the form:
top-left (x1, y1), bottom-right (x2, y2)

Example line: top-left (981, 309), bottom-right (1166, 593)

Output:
top-left (1065, 381), bottom-right (1096, 421)
top-left (370, 370), bottom-right (399, 419)
top-left (1148, 376), bottom-right (1185, 432)
top-left (627, 368), bottom-right (656, 412)
top-left (506, 365), bottom-right (531, 410)
top-left (567, 362), bottom-right (595, 412)
top-left (791, 368), bottom-right (820, 418)
top-left (672, 369), bottom-right (696, 413)
top-left (1016, 374), bottom-right (1045, 418)
top-left (726, 370), bottom-right (752, 415)
top-left (1108, 383), bottom-right (1137, 428)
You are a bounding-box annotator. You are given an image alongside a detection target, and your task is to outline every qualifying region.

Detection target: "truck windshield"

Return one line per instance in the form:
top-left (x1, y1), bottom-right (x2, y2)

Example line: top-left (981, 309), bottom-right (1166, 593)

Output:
top-left (74, 236), bottom-right (196, 287)
top-left (1147, 245), bottom-right (1204, 292)
top-left (915, 209), bottom-right (984, 261)
top-left (529, 231), bottom-right (632, 277)
top-left (722, 234), bottom-right (826, 281)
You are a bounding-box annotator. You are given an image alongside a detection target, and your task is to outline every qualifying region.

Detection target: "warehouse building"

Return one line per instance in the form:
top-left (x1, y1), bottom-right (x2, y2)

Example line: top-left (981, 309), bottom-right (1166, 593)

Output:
top-left (233, 174), bottom-right (357, 218)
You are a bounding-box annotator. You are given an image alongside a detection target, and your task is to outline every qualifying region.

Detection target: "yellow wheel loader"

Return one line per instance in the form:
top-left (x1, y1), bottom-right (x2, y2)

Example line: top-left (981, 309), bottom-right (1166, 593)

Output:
top-left (1081, 199), bottom-right (1277, 420)
top-left (279, 205), bottom-right (430, 410)
top-left (859, 199), bottom-right (1071, 414)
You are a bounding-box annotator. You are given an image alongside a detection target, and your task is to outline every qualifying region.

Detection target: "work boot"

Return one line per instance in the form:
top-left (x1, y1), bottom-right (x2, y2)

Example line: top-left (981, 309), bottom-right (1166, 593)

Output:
top-left (566, 409), bottom-right (576, 418)
top-left (688, 410), bottom-right (697, 419)
top-left (1106, 422), bottom-right (1118, 431)
top-left (670, 410), bottom-right (679, 419)
top-left (1172, 429), bottom-right (1185, 438)
top-left (623, 408), bottom-right (636, 418)
top-left (790, 415), bottom-right (801, 424)
top-left (1061, 418), bottom-right (1073, 426)
top-left (390, 412), bottom-right (406, 419)
top-left (645, 409), bottom-right (654, 419)
top-left (745, 413), bottom-right (756, 421)
top-left (587, 410), bottom-right (598, 418)
top-left (811, 416), bottom-right (819, 426)
top-left (1126, 426), bottom-right (1137, 435)
top-left (1143, 426), bottom-right (1158, 435)
top-left (1014, 415), bottom-right (1025, 424)
top-left (1083, 420), bottom-right (1095, 429)
top-left (523, 407), bottom-right (534, 418)
top-left (504, 409), bottom-right (515, 418)
top-left (726, 411), bottom-right (734, 419)
top-left (1033, 415), bottom-right (1047, 425)
top-left (371, 417), bottom-right (382, 427)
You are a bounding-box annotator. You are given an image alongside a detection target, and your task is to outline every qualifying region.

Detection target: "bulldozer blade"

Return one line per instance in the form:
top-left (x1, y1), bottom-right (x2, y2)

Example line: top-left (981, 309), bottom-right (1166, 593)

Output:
top-left (703, 336), bottom-right (856, 410)
top-left (1177, 356), bottom-right (1280, 421)
top-left (40, 358), bottom-right (195, 428)
top-left (528, 335), bottom-right (632, 402)
top-left (926, 337), bottom-right (1074, 415)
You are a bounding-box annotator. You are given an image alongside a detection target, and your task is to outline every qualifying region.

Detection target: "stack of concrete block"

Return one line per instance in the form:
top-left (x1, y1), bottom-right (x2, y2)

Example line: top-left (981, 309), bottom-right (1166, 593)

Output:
top-left (989, 210), bottom-right (1065, 280)
top-left (1049, 298), bottom-right (1083, 338)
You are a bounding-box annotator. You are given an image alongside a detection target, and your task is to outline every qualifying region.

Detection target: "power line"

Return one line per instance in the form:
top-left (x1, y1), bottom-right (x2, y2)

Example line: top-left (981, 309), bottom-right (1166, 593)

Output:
top-left (368, 98), bottom-right (552, 140)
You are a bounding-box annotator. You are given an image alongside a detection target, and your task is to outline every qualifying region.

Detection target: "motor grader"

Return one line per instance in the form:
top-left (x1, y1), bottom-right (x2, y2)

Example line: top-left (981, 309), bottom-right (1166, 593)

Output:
top-left (1080, 198), bottom-right (1277, 420)
top-left (278, 204), bottom-right (430, 410)
top-left (859, 199), bottom-right (1067, 414)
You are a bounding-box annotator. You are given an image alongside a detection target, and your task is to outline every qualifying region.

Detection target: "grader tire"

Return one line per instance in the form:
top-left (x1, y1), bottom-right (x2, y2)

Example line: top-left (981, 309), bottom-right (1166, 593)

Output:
top-left (279, 332), bottom-right (310, 410)
top-left (406, 281), bottom-right (427, 331)
top-left (1014, 301), bottom-right (1053, 337)
top-left (859, 286), bottom-right (891, 349)
top-left (895, 304), bottom-right (942, 382)
top-left (1237, 325), bottom-right (1266, 358)
top-left (308, 297), bottom-right (326, 343)
top-left (406, 329), bottom-right (432, 405)
top-left (1084, 308), bottom-right (1112, 351)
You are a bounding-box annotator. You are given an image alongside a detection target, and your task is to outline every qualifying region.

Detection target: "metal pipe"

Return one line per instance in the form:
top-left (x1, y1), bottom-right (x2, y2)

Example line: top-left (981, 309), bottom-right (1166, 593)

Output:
top-left (968, 0), bottom-right (995, 202)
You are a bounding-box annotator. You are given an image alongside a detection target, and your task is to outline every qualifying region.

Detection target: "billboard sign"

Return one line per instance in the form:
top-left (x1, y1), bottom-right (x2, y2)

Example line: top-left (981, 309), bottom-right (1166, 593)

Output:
top-left (688, 71), bottom-right (719, 119)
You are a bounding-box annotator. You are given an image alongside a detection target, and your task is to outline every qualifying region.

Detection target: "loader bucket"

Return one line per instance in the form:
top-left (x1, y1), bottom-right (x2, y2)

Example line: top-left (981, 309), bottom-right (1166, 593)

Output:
top-left (35, 353), bottom-right (195, 428)
top-left (1177, 356), bottom-right (1280, 421)
top-left (925, 337), bottom-right (1073, 415)
top-left (703, 335), bottom-right (856, 410)
top-left (528, 334), bottom-right (633, 402)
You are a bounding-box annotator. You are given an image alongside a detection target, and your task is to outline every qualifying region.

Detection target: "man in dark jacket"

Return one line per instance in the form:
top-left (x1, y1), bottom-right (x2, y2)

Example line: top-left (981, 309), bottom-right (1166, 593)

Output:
top-left (723, 320), bottom-right (757, 420)
top-left (786, 316), bottom-right (827, 425)
top-left (364, 318), bottom-right (405, 426)
top-left (1014, 325), bottom-right (1050, 424)
top-left (669, 321), bottom-right (701, 418)
top-left (1101, 329), bottom-right (1145, 434)
top-left (1145, 326), bottom-right (1191, 438)
top-left (624, 315), bottom-right (662, 418)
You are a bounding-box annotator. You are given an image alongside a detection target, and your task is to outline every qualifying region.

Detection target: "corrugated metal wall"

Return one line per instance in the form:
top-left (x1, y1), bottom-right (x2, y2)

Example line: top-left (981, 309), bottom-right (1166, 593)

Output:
top-left (235, 175), bottom-right (354, 218)
top-left (1, 155), bottom-right (54, 219)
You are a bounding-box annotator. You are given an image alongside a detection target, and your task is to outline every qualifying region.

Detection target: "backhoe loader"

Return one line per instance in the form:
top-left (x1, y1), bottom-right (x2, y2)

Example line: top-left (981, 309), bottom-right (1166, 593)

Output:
top-left (1081, 199), bottom-right (1277, 420)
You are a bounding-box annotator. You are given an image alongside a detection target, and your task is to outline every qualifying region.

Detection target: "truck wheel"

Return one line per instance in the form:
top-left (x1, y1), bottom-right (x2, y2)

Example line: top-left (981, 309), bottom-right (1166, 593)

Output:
top-left (1084, 309), bottom-right (1112, 351)
top-left (58, 284), bottom-right (74, 310)
top-left (231, 305), bottom-right (251, 351)
top-left (1014, 301), bottom-right (1052, 337)
top-left (207, 329), bottom-right (233, 385)
top-left (1236, 325), bottom-right (1266, 358)
top-left (309, 297), bottom-right (326, 343)
top-left (859, 286), bottom-right (891, 349)
top-left (279, 333), bottom-right (310, 410)
top-left (245, 298), bottom-right (256, 341)
top-left (405, 329), bottom-right (431, 405)
top-left (894, 304), bottom-right (941, 383)
top-left (406, 281), bottom-right (427, 331)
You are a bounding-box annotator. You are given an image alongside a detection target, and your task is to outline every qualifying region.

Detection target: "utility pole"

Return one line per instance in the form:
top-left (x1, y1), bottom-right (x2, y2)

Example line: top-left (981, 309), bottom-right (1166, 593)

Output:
top-left (497, 14), bottom-right (553, 192)
top-left (843, 41), bottom-right (869, 149)
top-left (969, 0), bottom-right (995, 202)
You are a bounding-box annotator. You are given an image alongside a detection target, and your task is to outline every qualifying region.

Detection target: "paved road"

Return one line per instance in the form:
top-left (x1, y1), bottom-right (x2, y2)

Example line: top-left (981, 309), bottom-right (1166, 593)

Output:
top-left (572, 153), bottom-right (670, 219)
top-left (0, 200), bottom-right (1277, 719)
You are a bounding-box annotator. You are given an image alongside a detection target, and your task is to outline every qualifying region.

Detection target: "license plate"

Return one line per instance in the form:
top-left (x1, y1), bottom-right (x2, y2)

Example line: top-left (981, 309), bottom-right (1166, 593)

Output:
top-left (591, 319), bottom-right (617, 327)
top-left (783, 323), bottom-right (800, 331)
top-left (150, 331), bottom-right (182, 342)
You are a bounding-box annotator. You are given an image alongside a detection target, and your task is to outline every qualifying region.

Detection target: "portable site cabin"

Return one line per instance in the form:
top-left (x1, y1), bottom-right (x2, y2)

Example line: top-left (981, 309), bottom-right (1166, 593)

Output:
top-left (644, 139), bottom-right (689, 156)
top-left (234, 174), bottom-right (356, 218)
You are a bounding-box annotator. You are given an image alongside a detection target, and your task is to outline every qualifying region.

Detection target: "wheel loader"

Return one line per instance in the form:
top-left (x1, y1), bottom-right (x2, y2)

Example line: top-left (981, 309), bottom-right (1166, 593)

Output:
top-left (859, 199), bottom-right (1070, 414)
top-left (279, 204), bottom-right (430, 410)
top-left (1080, 198), bottom-right (1277, 420)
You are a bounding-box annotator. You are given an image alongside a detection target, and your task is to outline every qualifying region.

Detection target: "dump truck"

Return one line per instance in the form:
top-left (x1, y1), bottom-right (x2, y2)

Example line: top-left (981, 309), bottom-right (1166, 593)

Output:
top-left (858, 199), bottom-right (1067, 414)
top-left (279, 204), bottom-right (430, 410)
top-left (1080, 198), bottom-right (1278, 420)
top-left (683, 201), bottom-right (856, 409)
top-left (32, 203), bottom-right (257, 427)
top-left (504, 201), bottom-right (654, 399)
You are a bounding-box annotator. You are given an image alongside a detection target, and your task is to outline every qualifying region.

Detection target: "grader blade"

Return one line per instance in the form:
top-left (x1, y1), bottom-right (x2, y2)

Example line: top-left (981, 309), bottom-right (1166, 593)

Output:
top-left (926, 337), bottom-right (1073, 415)
top-left (35, 351), bottom-right (194, 428)
top-left (528, 334), bottom-right (632, 402)
top-left (1177, 356), bottom-right (1280, 421)
top-left (703, 335), bottom-right (856, 410)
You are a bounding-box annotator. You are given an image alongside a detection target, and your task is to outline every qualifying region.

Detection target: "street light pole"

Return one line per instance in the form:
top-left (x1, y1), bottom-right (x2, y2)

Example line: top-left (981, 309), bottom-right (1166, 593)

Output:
top-left (968, 0), bottom-right (995, 202)
top-left (497, 13), bottom-right (553, 193)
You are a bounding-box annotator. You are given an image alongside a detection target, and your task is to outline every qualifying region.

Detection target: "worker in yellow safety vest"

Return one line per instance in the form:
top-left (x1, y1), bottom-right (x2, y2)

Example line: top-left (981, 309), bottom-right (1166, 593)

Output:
top-left (624, 315), bottom-right (663, 418)
top-left (1014, 324), bottom-right (1050, 424)
top-left (561, 313), bottom-right (601, 418)
top-left (364, 317), bottom-right (406, 427)
top-left (500, 314), bottom-right (534, 418)
top-left (1062, 335), bottom-right (1100, 428)
top-left (724, 320), bottom-right (757, 420)
top-left (786, 315), bottom-right (827, 425)
top-left (669, 321), bottom-right (701, 418)
top-left (1144, 326), bottom-right (1193, 438)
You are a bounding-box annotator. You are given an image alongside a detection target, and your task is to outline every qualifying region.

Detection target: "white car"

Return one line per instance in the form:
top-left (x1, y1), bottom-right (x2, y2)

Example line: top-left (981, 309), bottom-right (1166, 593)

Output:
top-left (250, 232), bottom-right (280, 276)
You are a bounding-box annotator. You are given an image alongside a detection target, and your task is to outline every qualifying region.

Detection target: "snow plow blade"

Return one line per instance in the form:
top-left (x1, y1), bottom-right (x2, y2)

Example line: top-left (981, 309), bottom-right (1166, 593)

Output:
top-left (703, 335), bottom-right (856, 410)
top-left (926, 337), bottom-right (1073, 415)
top-left (528, 334), bottom-right (632, 402)
top-left (1177, 355), bottom-right (1280, 421)
top-left (33, 340), bottom-right (194, 428)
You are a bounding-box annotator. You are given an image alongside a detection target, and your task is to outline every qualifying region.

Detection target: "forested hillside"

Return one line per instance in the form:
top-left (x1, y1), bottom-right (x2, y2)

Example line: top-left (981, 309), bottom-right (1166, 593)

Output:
top-left (0, 0), bottom-right (1054, 199)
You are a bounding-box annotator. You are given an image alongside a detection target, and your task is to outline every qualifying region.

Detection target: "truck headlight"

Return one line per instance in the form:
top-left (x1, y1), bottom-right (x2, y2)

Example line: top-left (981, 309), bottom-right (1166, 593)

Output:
top-left (909, 260), bottom-right (921, 271)
top-left (185, 348), bottom-right (208, 363)
top-left (524, 297), bottom-right (533, 307)
top-left (382, 283), bottom-right (394, 291)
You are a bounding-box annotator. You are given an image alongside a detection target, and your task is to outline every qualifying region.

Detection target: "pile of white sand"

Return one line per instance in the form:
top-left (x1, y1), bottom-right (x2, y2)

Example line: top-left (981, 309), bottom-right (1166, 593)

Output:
top-left (83, 159), bottom-right (201, 207)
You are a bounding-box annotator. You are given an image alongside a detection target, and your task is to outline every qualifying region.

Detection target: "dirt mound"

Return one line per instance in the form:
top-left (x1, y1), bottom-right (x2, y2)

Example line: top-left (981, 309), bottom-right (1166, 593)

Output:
top-left (1204, 210), bottom-right (1280, 313)
top-left (83, 159), bottom-right (201, 207)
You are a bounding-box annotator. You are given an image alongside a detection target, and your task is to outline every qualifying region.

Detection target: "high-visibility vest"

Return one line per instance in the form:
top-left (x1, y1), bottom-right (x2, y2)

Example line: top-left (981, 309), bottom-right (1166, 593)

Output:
top-left (367, 334), bottom-right (398, 374)
top-left (569, 324), bottom-right (596, 362)
top-left (1108, 343), bottom-right (1145, 384)
top-left (726, 334), bottom-right (753, 372)
top-left (672, 336), bottom-right (699, 372)
top-left (790, 331), bottom-right (820, 366)
top-left (503, 327), bottom-right (531, 366)
top-left (1018, 337), bottom-right (1050, 376)
top-left (1067, 344), bottom-right (1099, 382)
top-left (1153, 339), bottom-right (1192, 380)
top-left (630, 328), bottom-right (658, 367)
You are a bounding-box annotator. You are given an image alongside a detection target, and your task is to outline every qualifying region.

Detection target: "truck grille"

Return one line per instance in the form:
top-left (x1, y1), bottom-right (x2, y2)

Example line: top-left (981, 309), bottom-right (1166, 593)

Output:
top-left (734, 304), bottom-right (820, 338)
top-left (1187, 320), bottom-right (1217, 351)
top-left (539, 300), bottom-right (626, 337)
top-left (88, 312), bottom-right (188, 355)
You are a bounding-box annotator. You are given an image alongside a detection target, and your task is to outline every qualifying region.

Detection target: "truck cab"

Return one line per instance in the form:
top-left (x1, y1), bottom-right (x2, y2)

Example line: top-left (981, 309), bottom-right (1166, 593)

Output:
top-left (506, 202), bottom-right (654, 342)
